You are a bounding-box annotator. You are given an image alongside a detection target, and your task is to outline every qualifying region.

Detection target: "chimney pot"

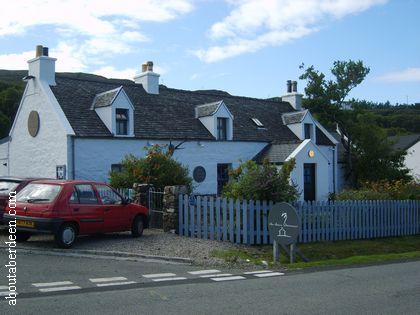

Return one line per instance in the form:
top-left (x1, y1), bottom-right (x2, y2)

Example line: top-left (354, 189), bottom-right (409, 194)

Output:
top-left (36, 45), bottom-right (43, 57)
top-left (292, 81), bottom-right (298, 93)
top-left (42, 47), bottom-right (49, 57)
top-left (146, 61), bottom-right (153, 72)
top-left (287, 80), bottom-right (292, 93)
top-left (141, 63), bottom-right (147, 72)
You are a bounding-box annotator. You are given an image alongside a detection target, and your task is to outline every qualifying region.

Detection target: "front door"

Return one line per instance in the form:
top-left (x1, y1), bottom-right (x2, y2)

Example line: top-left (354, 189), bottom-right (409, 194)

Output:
top-left (304, 163), bottom-right (316, 201)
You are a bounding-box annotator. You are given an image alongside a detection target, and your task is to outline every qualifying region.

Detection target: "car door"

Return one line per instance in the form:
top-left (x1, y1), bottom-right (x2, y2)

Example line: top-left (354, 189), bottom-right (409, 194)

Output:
top-left (69, 184), bottom-right (104, 234)
top-left (94, 184), bottom-right (128, 232)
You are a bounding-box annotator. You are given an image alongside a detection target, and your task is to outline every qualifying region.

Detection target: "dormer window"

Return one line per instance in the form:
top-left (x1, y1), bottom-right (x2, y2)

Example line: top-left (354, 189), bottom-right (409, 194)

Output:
top-left (116, 109), bottom-right (128, 135)
top-left (92, 86), bottom-right (135, 137)
top-left (304, 123), bottom-right (312, 139)
top-left (217, 117), bottom-right (228, 140)
top-left (196, 100), bottom-right (234, 141)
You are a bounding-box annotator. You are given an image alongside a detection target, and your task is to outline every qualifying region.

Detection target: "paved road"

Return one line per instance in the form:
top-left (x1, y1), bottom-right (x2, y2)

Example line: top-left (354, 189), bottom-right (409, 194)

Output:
top-left (0, 250), bottom-right (419, 314)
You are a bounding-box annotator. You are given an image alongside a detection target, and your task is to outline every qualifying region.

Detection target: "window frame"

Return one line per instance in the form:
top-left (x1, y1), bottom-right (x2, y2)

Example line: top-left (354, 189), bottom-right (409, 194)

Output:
top-left (217, 163), bottom-right (231, 195)
top-left (70, 184), bottom-right (99, 205)
top-left (115, 108), bottom-right (129, 136)
top-left (217, 117), bottom-right (228, 141)
top-left (304, 123), bottom-right (312, 140)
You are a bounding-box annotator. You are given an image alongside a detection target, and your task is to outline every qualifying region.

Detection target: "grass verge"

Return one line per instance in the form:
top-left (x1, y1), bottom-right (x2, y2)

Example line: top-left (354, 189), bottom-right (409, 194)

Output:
top-left (211, 235), bottom-right (420, 269)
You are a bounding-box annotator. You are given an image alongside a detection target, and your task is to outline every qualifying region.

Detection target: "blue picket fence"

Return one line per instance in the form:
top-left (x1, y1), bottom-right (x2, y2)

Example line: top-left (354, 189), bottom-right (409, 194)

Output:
top-left (178, 195), bottom-right (420, 244)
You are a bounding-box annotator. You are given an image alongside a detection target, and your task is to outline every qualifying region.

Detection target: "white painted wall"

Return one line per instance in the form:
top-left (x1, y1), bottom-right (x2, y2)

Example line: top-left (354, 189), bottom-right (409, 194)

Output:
top-left (95, 106), bottom-right (112, 133)
top-left (0, 141), bottom-right (9, 176)
top-left (287, 140), bottom-right (330, 201)
top-left (405, 141), bottom-right (420, 180)
top-left (73, 138), bottom-right (266, 194)
top-left (8, 80), bottom-right (70, 179)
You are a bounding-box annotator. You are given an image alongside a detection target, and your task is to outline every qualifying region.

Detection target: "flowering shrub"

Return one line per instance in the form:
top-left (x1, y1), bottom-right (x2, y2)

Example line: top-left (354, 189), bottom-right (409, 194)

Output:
top-left (335, 180), bottom-right (420, 200)
top-left (109, 145), bottom-right (192, 190)
top-left (222, 159), bottom-right (299, 202)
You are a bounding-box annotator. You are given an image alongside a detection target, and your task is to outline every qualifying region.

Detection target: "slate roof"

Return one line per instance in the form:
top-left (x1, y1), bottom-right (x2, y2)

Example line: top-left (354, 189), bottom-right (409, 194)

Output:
top-left (49, 74), bottom-right (335, 145)
top-left (389, 134), bottom-right (420, 151)
top-left (92, 87), bottom-right (121, 108)
top-left (253, 143), bottom-right (300, 164)
top-left (316, 126), bottom-right (335, 146)
top-left (195, 101), bottom-right (222, 118)
top-left (281, 110), bottom-right (307, 125)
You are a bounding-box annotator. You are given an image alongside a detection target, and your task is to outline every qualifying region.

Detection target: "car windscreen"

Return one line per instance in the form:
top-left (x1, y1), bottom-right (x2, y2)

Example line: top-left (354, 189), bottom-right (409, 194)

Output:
top-left (0, 181), bottom-right (20, 194)
top-left (16, 184), bottom-right (62, 204)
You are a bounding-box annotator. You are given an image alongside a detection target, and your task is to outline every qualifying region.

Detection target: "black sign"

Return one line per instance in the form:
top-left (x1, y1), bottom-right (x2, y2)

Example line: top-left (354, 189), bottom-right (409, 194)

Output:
top-left (193, 166), bottom-right (206, 183)
top-left (268, 202), bottom-right (300, 245)
top-left (56, 165), bottom-right (66, 180)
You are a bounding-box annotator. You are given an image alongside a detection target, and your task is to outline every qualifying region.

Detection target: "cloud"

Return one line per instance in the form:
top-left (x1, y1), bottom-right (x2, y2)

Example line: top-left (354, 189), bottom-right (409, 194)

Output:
top-left (93, 66), bottom-right (137, 79)
top-left (376, 68), bottom-right (420, 83)
top-left (0, 0), bottom-right (193, 73)
top-left (194, 0), bottom-right (388, 63)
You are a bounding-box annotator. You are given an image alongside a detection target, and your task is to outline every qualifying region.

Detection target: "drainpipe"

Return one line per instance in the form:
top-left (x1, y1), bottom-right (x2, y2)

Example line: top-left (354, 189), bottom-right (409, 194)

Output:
top-left (332, 146), bottom-right (336, 194)
top-left (71, 136), bottom-right (75, 179)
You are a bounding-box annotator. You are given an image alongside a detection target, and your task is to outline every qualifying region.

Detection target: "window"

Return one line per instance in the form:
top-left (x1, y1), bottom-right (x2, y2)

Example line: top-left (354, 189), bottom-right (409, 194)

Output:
top-left (95, 185), bottom-right (123, 205)
top-left (111, 164), bottom-right (122, 173)
top-left (0, 180), bottom-right (20, 194)
top-left (17, 184), bottom-right (61, 204)
top-left (251, 118), bottom-right (264, 127)
top-left (304, 123), bottom-right (312, 140)
top-left (73, 184), bottom-right (98, 204)
top-left (217, 118), bottom-right (228, 140)
top-left (217, 163), bottom-right (231, 195)
top-left (116, 108), bottom-right (128, 135)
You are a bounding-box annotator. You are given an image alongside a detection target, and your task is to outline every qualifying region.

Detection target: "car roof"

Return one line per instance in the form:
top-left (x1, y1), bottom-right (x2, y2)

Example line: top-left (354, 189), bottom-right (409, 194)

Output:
top-left (29, 179), bottom-right (108, 185)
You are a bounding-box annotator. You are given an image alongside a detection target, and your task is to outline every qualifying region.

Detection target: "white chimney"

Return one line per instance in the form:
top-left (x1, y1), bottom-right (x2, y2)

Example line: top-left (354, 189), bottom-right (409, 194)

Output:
top-left (133, 61), bottom-right (160, 94)
top-left (282, 80), bottom-right (302, 110)
top-left (27, 45), bottom-right (56, 86)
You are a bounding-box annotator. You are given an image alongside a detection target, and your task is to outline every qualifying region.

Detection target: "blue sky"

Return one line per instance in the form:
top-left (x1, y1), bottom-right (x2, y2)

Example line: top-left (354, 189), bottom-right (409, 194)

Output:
top-left (0, 0), bottom-right (419, 104)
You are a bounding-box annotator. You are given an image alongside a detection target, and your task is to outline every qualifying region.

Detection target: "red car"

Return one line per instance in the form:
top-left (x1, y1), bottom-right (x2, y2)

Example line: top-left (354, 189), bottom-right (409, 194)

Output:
top-left (3, 180), bottom-right (149, 248)
top-left (0, 177), bottom-right (47, 224)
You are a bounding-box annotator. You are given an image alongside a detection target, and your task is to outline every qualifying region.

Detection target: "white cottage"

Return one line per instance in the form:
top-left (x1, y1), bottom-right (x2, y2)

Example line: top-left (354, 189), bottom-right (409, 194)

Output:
top-left (0, 46), bottom-right (339, 201)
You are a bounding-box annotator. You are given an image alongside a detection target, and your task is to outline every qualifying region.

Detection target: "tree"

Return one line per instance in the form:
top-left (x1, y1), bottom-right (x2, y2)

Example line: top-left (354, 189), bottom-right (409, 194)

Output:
top-left (109, 145), bottom-right (192, 190)
top-left (299, 60), bottom-right (411, 187)
top-left (222, 159), bottom-right (299, 202)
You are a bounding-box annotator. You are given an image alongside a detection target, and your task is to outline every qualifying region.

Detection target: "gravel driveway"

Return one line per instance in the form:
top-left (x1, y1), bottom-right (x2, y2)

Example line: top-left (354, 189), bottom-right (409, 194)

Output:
top-left (0, 228), bottom-right (252, 267)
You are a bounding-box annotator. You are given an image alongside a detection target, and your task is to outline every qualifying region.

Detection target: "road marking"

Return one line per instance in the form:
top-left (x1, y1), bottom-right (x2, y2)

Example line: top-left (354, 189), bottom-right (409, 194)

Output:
top-left (210, 276), bottom-right (246, 282)
top-left (188, 269), bottom-right (221, 275)
top-left (0, 285), bottom-right (9, 290)
top-left (254, 272), bottom-right (284, 278)
top-left (32, 281), bottom-right (73, 287)
top-left (243, 270), bottom-right (273, 275)
top-left (89, 277), bottom-right (128, 283)
top-left (0, 291), bottom-right (15, 296)
top-left (143, 273), bottom-right (177, 278)
top-left (39, 286), bottom-right (81, 293)
top-left (152, 277), bottom-right (187, 282)
top-left (96, 281), bottom-right (136, 287)
top-left (200, 273), bottom-right (233, 278)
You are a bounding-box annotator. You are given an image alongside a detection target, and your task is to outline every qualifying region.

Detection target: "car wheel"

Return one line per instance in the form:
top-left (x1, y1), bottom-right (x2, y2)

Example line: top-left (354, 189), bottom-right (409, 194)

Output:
top-left (55, 223), bottom-right (77, 248)
top-left (15, 232), bottom-right (31, 242)
top-left (131, 216), bottom-right (144, 237)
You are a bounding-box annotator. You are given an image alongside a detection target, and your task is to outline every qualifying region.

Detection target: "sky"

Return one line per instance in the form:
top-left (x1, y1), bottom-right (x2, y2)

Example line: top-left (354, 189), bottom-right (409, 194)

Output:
top-left (0, 0), bottom-right (419, 104)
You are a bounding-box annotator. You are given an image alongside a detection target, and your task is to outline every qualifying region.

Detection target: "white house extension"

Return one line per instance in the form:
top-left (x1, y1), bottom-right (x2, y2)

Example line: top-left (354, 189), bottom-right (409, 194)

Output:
top-left (0, 45), bottom-right (339, 201)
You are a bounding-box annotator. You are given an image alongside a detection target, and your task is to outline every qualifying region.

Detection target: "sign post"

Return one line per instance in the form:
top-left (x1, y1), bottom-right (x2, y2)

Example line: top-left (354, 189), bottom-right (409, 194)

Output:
top-left (268, 202), bottom-right (300, 264)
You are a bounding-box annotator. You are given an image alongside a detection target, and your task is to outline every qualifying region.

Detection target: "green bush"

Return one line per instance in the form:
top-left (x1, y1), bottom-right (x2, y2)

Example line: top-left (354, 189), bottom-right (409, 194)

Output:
top-left (222, 159), bottom-right (299, 202)
top-left (109, 145), bottom-right (192, 190)
top-left (335, 180), bottom-right (420, 200)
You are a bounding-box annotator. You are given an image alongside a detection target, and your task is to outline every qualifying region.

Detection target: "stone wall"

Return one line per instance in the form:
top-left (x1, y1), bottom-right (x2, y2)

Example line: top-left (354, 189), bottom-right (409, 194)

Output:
top-left (162, 185), bottom-right (188, 232)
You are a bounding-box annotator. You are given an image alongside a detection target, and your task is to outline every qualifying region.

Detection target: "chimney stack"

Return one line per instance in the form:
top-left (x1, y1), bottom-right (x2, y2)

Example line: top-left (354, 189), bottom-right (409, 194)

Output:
top-left (287, 80), bottom-right (292, 93)
top-left (281, 79), bottom-right (303, 110)
top-left (134, 60), bottom-right (160, 94)
top-left (28, 45), bottom-right (56, 86)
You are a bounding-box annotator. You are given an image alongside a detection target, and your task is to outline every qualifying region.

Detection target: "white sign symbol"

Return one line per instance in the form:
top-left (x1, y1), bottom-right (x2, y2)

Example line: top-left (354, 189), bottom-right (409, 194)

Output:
top-left (269, 212), bottom-right (298, 238)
